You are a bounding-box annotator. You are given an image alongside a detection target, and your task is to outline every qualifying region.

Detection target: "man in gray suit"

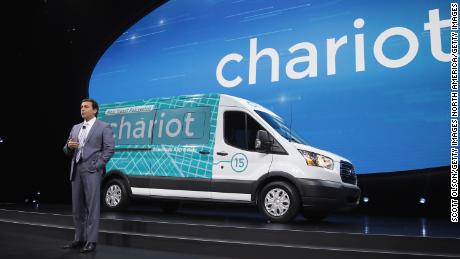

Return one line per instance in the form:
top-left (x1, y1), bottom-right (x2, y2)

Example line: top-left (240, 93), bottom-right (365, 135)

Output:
top-left (62, 98), bottom-right (115, 253)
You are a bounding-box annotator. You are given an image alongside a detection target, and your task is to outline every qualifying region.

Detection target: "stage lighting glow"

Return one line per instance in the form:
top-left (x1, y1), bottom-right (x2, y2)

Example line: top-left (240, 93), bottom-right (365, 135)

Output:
top-left (0, 137), bottom-right (3, 143)
top-left (419, 197), bottom-right (426, 204)
top-left (37, 191), bottom-right (41, 195)
top-left (32, 199), bottom-right (36, 203)
top-left (363, 197), bottom-right (369, 203)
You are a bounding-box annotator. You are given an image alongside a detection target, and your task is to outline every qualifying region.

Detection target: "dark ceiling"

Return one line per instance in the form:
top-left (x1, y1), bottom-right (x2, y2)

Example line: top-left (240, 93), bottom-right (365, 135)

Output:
top-left (1, 0), bottom-right (166, 202)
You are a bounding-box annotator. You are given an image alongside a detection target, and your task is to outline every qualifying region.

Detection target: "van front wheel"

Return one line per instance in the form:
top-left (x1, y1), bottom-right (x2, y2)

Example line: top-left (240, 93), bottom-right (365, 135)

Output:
top-left (102, 179), bottom-right (129, 211)
top-left (258, 181), bottom-right (300, 223)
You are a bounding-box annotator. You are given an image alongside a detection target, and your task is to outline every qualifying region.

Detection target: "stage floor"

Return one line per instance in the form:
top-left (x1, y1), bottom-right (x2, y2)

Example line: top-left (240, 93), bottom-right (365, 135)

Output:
top-left (0, 225), bottom-right (231, 259)
top-left (0, 202), bottom-right (459, 259)
top-left (0, 202), bottom-right (458, 238)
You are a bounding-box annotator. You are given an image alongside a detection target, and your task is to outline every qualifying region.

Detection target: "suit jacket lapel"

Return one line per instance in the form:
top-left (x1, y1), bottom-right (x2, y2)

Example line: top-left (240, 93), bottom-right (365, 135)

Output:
top-left (74, 123), bottom-right (84, 141)
top-left (85, 119), bottom-right (99, 144)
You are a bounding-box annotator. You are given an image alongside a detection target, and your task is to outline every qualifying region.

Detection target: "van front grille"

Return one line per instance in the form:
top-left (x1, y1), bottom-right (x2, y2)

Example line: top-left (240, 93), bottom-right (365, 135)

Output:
top-left (340, 161), bottom-right (357, 185)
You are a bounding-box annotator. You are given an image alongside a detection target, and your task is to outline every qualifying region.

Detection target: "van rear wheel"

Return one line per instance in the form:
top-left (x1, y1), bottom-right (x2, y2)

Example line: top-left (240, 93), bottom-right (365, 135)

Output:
top-left (258, 181), bottom-right (300, 223)
top-left (102, 179), bottom-right (129, 211)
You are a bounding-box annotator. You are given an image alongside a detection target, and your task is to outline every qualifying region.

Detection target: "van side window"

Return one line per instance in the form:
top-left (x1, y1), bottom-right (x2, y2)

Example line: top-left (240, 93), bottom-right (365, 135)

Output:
top-left (224, 111), bottom-right (265, 151)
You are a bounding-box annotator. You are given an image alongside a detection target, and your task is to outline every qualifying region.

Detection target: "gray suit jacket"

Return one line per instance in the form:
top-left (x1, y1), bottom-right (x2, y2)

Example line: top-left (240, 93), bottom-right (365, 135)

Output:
top-left (63, 119), bottom-right (115, 181)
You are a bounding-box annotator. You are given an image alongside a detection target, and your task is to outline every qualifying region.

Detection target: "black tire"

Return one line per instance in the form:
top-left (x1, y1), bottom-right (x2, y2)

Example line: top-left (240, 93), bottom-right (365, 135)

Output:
top-left (159, 201), bottom-right (180, 214)
top-left (102, 178), bottom-right (129, 211)
top-left (258, 181), bottom-right (300, 223)
top-left (302, 211), bottom-right (328, 222)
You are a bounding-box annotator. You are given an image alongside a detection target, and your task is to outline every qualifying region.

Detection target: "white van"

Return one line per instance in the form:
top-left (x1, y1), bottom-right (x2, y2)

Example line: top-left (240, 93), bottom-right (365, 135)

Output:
top-left (98, 94), bottom-right (360, 222)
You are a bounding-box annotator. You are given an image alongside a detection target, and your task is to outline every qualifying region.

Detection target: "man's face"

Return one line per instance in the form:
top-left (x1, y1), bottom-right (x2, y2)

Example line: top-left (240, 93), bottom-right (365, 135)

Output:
top-left (81, 101), bottom-right (97, 121)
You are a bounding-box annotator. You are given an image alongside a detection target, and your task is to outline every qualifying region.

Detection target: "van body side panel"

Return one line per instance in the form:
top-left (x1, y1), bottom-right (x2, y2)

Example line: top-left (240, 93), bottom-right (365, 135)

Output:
top-left (98, 94), bottom-right (220, 199)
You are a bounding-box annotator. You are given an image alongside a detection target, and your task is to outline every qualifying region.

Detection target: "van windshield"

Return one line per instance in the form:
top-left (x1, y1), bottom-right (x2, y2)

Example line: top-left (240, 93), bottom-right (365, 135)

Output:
top-left (255, 110), bottom-right (308, 145)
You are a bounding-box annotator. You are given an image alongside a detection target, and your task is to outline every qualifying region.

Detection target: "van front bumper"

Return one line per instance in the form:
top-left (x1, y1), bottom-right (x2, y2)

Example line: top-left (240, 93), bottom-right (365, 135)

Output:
top-left (295, 178), bottom-right (360, 212)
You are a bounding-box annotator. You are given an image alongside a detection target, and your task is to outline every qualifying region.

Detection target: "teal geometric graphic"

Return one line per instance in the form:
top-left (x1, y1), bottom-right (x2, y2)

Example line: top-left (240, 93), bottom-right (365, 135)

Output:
top-left (98, 94), bottom-right (220, 179)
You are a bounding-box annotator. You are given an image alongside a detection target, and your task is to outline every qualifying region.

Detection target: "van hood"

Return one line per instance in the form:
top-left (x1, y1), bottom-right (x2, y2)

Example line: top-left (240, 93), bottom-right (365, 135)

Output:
top-left (289, 142), bottom-right (351, 163)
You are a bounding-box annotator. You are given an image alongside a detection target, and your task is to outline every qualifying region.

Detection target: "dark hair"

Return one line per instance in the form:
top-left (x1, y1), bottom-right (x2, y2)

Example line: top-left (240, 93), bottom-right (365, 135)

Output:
top-left (81, 98), bottom-right (99, 117)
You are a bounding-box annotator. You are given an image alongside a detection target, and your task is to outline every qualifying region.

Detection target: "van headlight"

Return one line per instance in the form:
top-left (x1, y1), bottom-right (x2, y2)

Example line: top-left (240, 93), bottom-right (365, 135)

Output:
top-left (298, 150), bottom-right (334, 170)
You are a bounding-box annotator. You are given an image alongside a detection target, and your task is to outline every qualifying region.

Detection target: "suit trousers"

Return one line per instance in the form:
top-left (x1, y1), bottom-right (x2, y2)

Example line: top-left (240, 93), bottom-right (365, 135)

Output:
top-left (71, 162), bottom-right (101, 243)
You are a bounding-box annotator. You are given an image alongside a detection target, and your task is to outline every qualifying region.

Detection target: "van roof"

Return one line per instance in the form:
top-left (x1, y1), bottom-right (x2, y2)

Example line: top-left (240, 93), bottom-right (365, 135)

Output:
top-left (99, 93), bottom-right (283, 121)
top-left (220, 94), bottom-right (282, 121)
top-left (100, 93), bottom-right (219, 107)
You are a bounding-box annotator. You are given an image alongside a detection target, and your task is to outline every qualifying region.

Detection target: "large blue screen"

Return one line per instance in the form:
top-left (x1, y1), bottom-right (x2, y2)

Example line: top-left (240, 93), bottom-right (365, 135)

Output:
top-left (89, 0), bottom-right (451, 174)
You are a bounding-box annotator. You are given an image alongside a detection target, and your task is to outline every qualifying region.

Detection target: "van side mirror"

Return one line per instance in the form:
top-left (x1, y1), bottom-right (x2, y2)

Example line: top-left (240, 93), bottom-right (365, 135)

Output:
top-left (255, 130), bottom-right (271, 152)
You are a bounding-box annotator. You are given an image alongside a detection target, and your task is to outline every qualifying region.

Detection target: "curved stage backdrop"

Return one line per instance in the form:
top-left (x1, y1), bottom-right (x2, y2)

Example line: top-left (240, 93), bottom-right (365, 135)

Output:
top-left (89, 0), bottom-right (450, 174)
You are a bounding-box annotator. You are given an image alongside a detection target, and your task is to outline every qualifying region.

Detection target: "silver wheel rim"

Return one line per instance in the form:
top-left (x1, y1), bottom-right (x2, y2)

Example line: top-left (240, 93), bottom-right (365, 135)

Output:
top-left (105, 184), bottom-right (122, 207)
top-left (264, 188), bottom-right (290, 217)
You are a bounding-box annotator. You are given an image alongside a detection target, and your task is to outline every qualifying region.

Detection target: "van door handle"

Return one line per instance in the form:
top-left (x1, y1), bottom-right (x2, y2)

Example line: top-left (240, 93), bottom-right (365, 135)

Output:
top-left (216, 152), bottom-right (228, 156)
top-left (199, 150), bottom-right (210, 155)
